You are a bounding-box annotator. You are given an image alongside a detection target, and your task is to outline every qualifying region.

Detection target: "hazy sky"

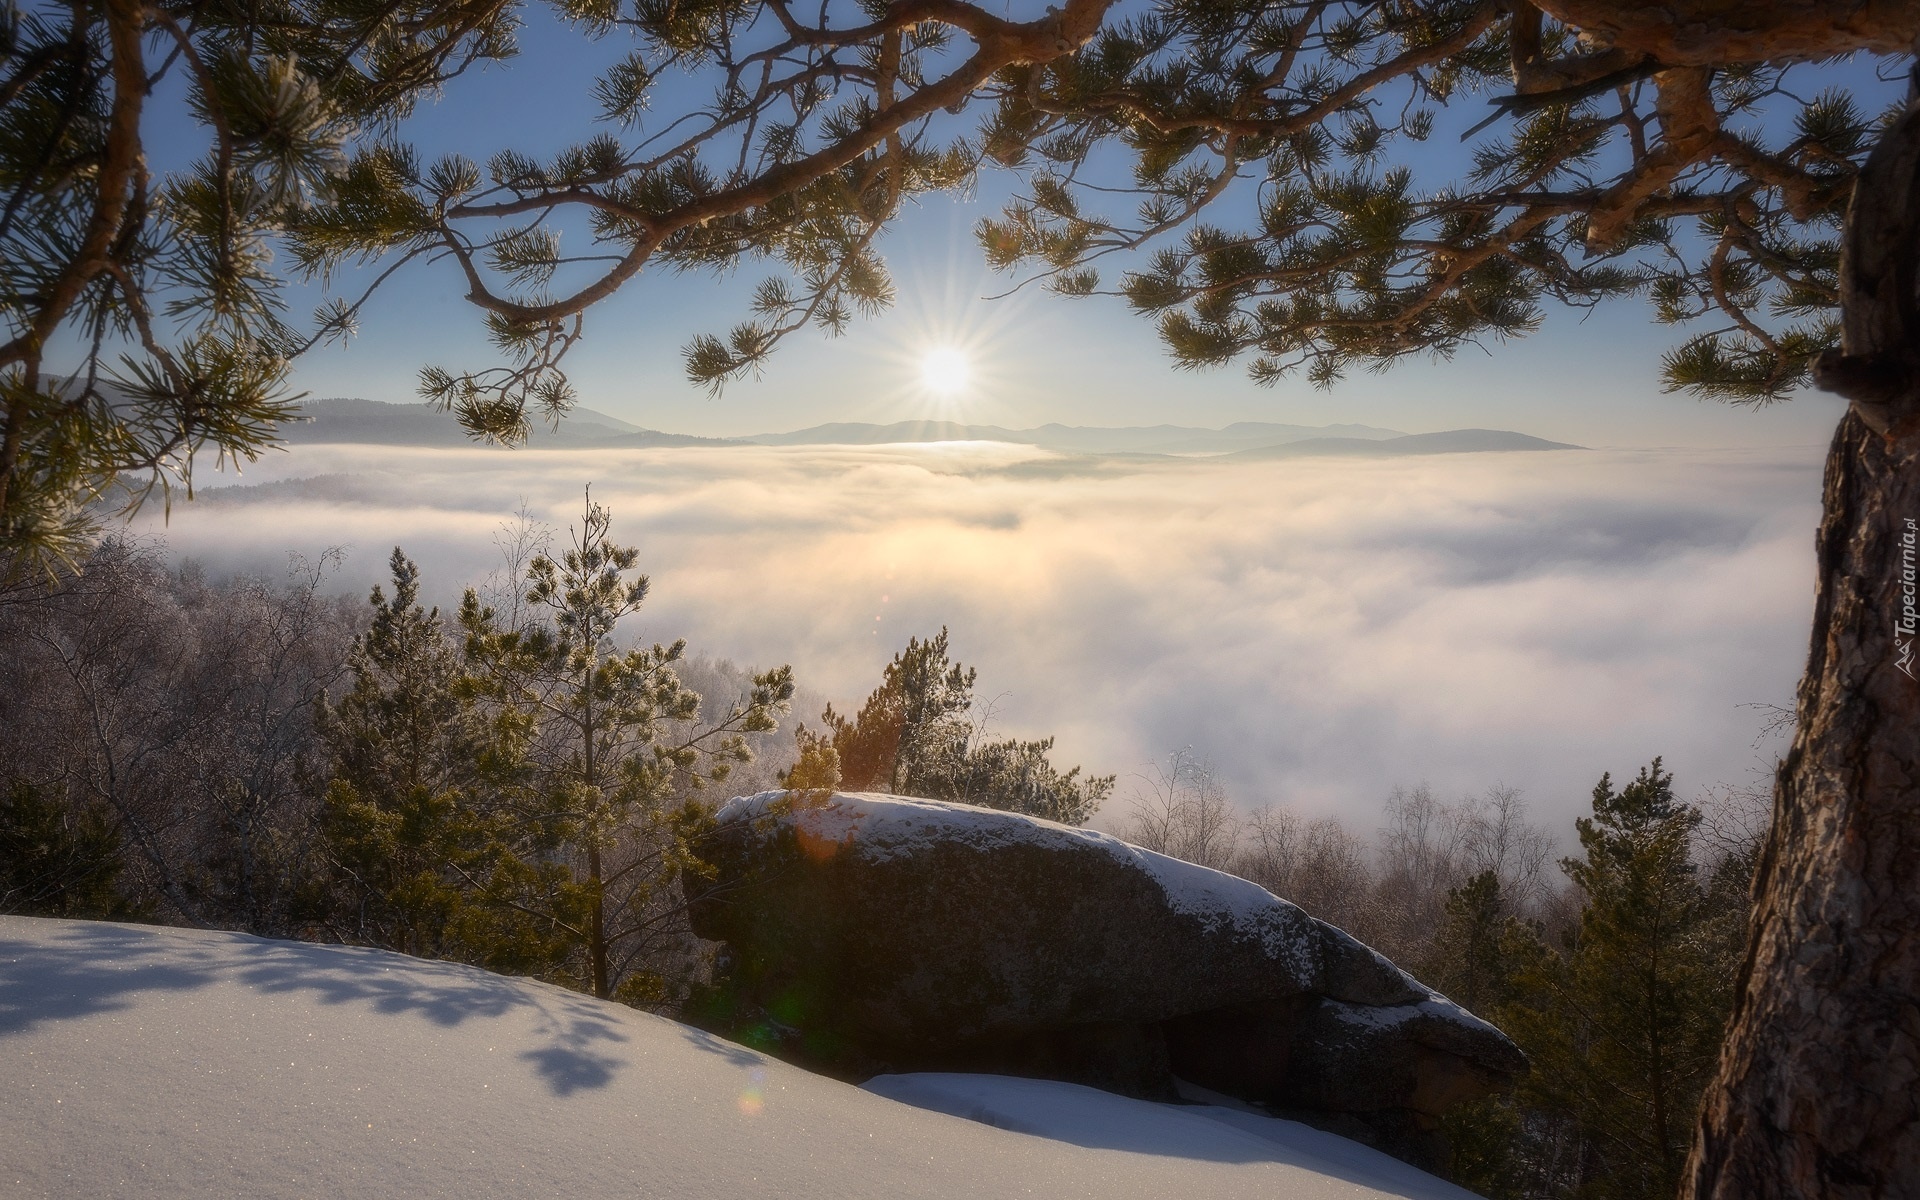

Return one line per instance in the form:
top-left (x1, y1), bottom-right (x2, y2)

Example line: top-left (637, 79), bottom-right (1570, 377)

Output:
top-left (151, 440), bottom-right (1814, 838)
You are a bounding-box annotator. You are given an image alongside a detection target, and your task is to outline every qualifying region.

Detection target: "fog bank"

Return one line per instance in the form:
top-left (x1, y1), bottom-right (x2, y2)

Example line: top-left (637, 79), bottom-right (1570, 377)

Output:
top-left (141, 440), bottom-right (1821, 832)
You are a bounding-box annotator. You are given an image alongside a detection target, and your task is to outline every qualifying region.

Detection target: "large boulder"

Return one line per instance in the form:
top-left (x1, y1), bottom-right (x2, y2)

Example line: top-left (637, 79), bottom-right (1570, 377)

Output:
top-left (686, 791), bottom-right (1526, 1169)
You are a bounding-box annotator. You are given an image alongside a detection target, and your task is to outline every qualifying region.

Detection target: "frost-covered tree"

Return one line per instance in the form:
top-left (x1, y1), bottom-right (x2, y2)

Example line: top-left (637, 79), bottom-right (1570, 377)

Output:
top-left (1123, 748), bottom-right (1239, 869)
top-left (0, 538), bottom-right (354, 928)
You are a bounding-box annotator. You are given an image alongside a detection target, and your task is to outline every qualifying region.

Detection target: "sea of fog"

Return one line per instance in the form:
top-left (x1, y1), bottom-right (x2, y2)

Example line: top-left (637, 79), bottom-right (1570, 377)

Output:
top-left (133, 439), bottom-right (1823, 836)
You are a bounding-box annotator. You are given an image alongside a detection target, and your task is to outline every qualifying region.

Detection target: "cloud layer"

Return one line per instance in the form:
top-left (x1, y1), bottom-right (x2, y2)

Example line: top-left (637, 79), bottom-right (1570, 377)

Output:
top-left (150, 440), bottom-right (1824, 836)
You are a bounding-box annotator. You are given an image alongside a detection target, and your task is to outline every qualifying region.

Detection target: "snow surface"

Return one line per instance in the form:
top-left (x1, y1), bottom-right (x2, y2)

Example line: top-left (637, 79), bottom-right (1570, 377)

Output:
top-left (1, 916), bottom-right (1483, 1199)
top-left (721, 790), bottom-right (1325, 966)
top-left (863, 1075), bottom-right (1480, 1200)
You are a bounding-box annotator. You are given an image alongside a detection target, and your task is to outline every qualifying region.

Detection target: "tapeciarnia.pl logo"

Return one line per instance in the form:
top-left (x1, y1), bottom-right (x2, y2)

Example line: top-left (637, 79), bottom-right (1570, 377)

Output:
top-left (1898, 517), bottom-right (1918, 680)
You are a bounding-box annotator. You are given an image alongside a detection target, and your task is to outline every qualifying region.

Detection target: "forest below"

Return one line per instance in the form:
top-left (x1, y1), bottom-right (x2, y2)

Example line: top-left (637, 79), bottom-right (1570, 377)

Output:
top-left (0, 512), bottom-right (1767, 1200)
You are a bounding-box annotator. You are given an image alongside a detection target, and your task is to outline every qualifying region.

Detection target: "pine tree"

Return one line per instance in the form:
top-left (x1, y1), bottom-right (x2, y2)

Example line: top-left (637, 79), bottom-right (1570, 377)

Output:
top-left (318, 510), bottom-right (793, 1001)
top-left (1501, 760), bottom-right (1731, 1200)
top-left (1415, 869), bottom-right (1530, 1199)
top-left (778, 724), bottom-right (843, 791)
top-left (456, 489), bottom-right (793, 999)
top-left (946, 734), bottom-right (1111, 826)
top-left (1427, 869), bottom-right (1521, 1018)
top-left (316, 548), bottom-right (557, 969)
top-left (0, 0), bottom-right (522, 563)
top-left (823, 628), bottom-right (975, 795)
top-left (0, 781), bottom-right (141, 918)
top-left (822, 627), bottom-right (1112, 824)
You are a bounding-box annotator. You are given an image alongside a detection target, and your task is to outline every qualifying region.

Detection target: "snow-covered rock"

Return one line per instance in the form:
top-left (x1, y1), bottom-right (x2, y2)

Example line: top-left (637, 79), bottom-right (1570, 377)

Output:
top-left (0, 915), bottom-right (1481, 1199)
top-left (687, 791), bottom-right (1526, 1169)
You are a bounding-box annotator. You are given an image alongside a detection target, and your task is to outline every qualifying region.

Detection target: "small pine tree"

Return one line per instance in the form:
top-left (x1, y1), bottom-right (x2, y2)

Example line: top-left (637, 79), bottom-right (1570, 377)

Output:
top-left (1501, 759), bottom-right (1730, 1200)
top-left (0, 782), bottom-right (141, 919)
top-left (317, 548), bottom-right (562, 970)
top-left (1427, 869), bottom-right (1522, 1018)
top-left (1424, 869), bottom-right (1533, 1199)
top-left (779, 725), bottom-right (843, 791)
top-left (457, 490), bottom-right (793, 999)
top-left (822, 628), bottom-right (1111, 824)
top-left (823, 628), bottom-right (975, 795)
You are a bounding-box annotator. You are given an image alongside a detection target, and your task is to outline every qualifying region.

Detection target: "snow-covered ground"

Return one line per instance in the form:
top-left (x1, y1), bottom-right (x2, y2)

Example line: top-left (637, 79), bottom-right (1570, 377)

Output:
top-left (0, 917), bottom-right (1481, 1199)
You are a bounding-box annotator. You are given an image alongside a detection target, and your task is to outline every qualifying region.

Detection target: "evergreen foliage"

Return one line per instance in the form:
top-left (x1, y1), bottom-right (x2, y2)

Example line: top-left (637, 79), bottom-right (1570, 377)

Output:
top-left (0, 0), bottom-right (515, 563)
top-left (7, 2), bottom-right (1898, 565)
top-left (0, 780), bottom-right (142, 918)
top-left (1443, 759), bottom-right (1751, 1200)
top-left (821, 628), bottom-right (976, 797)
top-left (1425, 868), bottom-right (1524, 1017)
top-left (779, 723), bottom-right (843, 791)
top-left (812, 627), bottom-right (1113, 824)
top-left (317, 548), bottom-right (565, 971)
top-left (323, 492), bottom-right (797, 999)
top-left (974, 6), bottom-right (1882, 403)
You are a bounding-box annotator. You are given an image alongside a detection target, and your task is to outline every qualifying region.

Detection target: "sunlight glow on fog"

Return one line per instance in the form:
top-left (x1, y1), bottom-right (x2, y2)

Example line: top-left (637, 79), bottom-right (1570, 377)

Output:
top-left (145, 442), bottom-right (1822, 832)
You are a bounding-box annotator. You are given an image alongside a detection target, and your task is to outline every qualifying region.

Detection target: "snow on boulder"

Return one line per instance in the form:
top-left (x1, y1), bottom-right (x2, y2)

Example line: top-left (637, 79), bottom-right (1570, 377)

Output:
top-left (685, 791), bottom-right (1526, 1170)
top-left (0, 916), bottom-right (1481, 1200)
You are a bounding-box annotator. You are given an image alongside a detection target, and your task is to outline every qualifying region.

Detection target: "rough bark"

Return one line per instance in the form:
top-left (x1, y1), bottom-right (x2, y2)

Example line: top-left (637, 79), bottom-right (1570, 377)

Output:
top-left (1682, 99), bottom-right (1920, 1200)
top-left (1532, 1), bottom-right (1920, 64)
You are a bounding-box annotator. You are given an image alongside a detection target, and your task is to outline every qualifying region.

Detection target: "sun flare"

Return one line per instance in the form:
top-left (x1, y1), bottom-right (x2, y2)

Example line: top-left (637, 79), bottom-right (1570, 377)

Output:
top-left (919, 347), bottom-right (971, 397)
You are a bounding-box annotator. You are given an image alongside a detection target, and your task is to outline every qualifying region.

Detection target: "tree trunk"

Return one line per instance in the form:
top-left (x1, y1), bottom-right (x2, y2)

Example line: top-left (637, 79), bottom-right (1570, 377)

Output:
top-left (588, 842), bottom-right (609, 999)
top-left (1683, 96), bottom-right (1920, 1200)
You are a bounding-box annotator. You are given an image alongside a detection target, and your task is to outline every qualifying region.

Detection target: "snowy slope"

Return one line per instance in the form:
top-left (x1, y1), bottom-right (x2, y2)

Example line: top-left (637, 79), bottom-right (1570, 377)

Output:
top-left (0, 917), bottom-right (1482, 1199)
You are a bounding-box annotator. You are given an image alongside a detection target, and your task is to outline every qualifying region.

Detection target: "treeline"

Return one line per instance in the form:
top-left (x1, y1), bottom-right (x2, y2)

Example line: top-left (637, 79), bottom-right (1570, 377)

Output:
top-left (0, 525), bottom-right (788, 1003)
top-left (1121, 752), bottom-right (1767, 1200)
top-left (0, 499), bottom-right (1108, 1005)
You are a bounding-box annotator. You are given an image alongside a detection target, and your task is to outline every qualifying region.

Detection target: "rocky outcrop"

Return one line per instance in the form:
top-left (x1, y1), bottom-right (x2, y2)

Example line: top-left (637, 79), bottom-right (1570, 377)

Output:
top-left (685, 791), bottom-right (1526, 1171)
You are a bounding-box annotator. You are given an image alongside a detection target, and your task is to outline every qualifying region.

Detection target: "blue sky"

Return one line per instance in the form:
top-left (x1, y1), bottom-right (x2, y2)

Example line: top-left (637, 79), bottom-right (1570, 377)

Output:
top-left (258, 8), bottom-right (1882, 447)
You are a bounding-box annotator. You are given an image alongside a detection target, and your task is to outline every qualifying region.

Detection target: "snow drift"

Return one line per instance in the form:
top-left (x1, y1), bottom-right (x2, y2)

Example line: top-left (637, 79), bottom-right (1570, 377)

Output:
top-left (0, 916), bottom-right (1481, 1199)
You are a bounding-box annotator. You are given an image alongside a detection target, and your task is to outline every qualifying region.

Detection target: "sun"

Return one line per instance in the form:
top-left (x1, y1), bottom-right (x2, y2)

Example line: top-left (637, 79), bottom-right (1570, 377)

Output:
top-left (919, 346), bottom-right (971, 397)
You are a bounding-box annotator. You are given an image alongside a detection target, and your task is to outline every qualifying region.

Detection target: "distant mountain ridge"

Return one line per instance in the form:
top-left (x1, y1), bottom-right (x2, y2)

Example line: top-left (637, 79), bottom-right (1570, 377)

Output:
top-left (284, 398), bottom-right (1579, 458)
top-left (739, 419), bottom-right (1407, 454)
top-left (1222, 429), bottom-right (1581, 460)
top-left (283, 397), bottom-right (736, 448)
